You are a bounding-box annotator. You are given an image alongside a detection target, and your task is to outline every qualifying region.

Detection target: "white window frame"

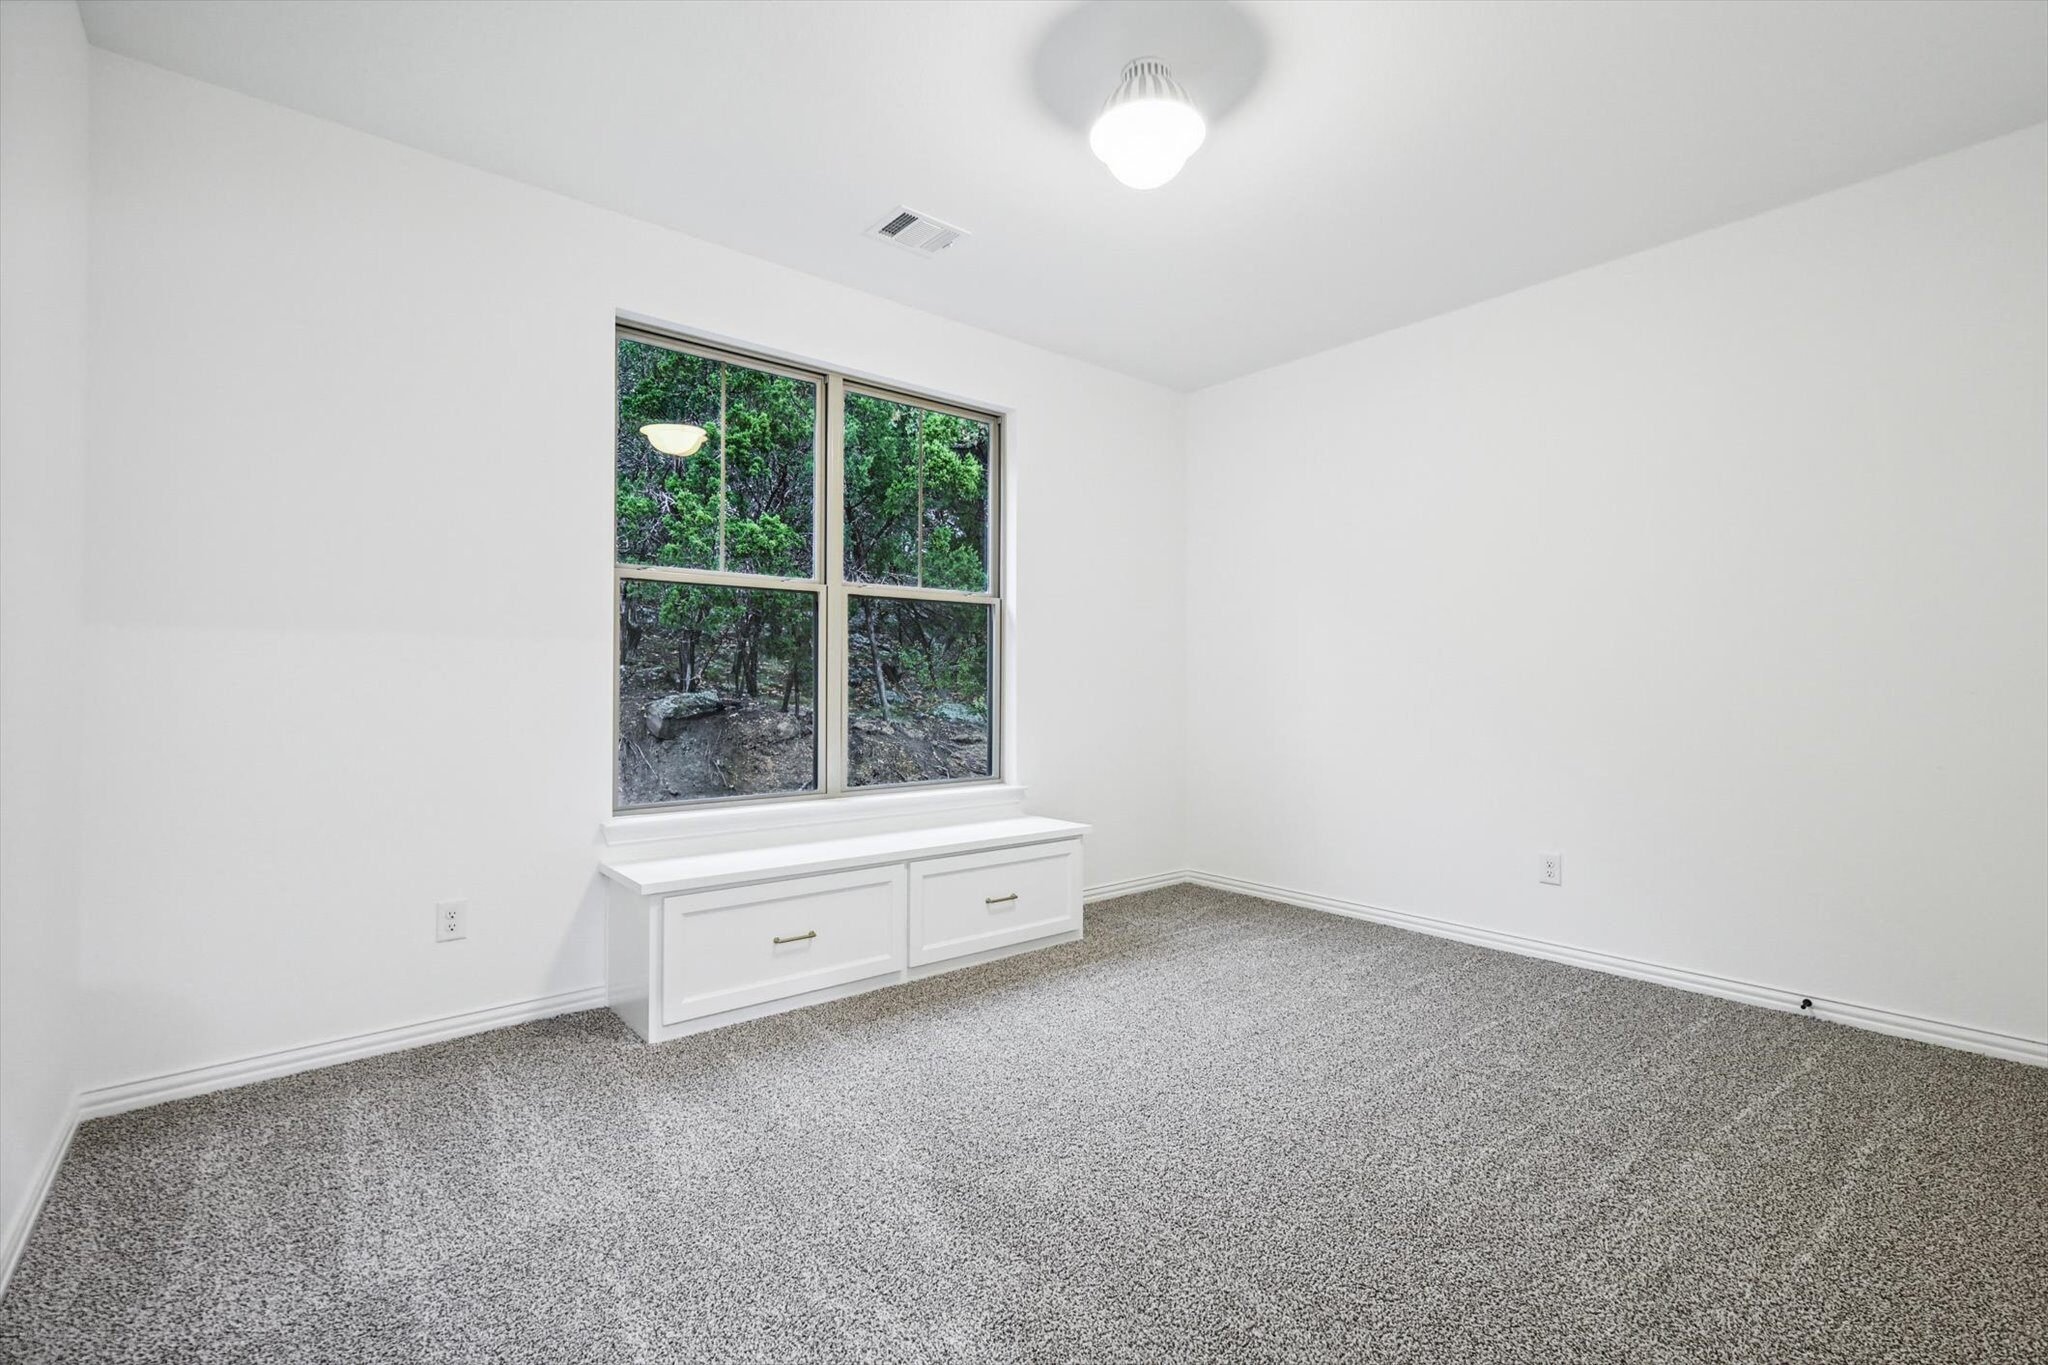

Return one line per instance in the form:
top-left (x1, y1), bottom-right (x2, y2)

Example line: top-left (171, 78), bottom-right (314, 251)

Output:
top-left (614, 323), bottom-right (1003, 813)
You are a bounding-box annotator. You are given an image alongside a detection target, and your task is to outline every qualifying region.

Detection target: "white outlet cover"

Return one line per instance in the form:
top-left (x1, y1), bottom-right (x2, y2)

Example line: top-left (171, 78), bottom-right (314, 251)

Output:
top-left (1539, 853), bottom-right (1563, 886)
top-left (436, 898), bottom-right (468, 942)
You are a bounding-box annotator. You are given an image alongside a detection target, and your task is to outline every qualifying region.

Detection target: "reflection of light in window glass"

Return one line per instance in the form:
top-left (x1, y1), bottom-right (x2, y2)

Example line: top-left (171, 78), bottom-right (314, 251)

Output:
top-left (614, 339), bottom-right (816, 579)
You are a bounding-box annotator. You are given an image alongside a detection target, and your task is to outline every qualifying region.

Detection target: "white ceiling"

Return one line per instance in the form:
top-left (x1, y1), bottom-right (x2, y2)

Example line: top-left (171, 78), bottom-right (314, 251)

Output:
top-left (79, 0), bottom-right (2048, 391)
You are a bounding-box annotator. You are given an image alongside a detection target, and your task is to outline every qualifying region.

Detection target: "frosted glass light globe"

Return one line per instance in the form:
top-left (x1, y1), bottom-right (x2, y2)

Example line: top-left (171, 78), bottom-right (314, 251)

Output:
top-left (640, 423), bottom-right (708, 459)
top-left (1089, 57), bottom-right (1206, 190)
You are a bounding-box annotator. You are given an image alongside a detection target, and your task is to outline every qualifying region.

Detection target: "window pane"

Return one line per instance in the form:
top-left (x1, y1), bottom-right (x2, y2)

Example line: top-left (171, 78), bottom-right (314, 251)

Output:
top-left (842, 393), bottom-right (920, 585)
top-left (617, 580), bottom-right (817, 808)
top-left (616, 340), bottom-right (720, 572)
top-left (615, 338), bottom-right (816, 578)
top-left (722, 363), bottom-right (819, 578)
top-left (846, 596), bottom-right (992, 787)
top-left (844, 393), bottom-right (992, 592)
top-left (916, 409), bottom-right (992, 593)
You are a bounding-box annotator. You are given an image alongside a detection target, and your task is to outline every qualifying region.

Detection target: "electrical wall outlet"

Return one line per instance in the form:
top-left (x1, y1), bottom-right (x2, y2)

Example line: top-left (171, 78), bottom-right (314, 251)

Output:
top-left (436, 899), bottom-right (467, 942)
top-left (1539, 852), bottom-right (1563, 886)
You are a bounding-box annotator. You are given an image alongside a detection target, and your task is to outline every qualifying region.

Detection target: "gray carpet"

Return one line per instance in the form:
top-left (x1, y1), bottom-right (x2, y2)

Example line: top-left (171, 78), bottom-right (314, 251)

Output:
top-left (3, 886), bottom-right (2044, 1364)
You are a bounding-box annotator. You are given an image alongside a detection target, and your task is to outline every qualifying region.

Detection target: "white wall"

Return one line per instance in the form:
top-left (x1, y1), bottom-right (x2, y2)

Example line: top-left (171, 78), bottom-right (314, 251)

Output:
top-left (1186, 125), bottom-right (2048, 1046)
top-left (46, 41), bottom-right (2048, 1124)
top-left (0, 0), bottom-right (91, 1267)
top-left (79, 52), bottom-right (1186, 1093)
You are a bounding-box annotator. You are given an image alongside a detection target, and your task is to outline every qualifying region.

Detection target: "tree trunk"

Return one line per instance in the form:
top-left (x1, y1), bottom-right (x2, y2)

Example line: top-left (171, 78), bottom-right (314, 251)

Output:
top-left (863, 599), bottom-right (892, 722)
top-left (902, 603), bottom-right (939, 698)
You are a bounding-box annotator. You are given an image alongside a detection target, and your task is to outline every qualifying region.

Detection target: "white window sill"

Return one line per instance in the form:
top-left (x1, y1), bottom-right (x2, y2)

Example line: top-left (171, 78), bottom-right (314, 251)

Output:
top-left (601, 782), bottom-right (1029, 849)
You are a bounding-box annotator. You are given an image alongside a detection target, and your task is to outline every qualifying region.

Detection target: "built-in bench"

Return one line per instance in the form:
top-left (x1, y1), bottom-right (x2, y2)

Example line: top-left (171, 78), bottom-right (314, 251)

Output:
top-left (600, 816), bottom-right (1089, 1043)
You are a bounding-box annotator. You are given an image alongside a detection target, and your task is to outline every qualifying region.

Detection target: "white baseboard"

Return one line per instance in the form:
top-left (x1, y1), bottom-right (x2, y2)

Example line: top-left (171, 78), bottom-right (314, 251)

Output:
top-left (0, 1098), bottom-right (79, 1297)
top-left (1181, 870), bottom-right (2048, 1067)
top-left (50, 880), bottom-right (1185, 1115)
top-left (1083, 870), bottom-right (1188, 903)
top-left (75, 985), bottom-right (609, 1122)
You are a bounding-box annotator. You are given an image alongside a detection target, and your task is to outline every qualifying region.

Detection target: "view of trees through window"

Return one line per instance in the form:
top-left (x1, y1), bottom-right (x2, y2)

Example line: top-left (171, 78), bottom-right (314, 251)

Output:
top-left (615, 331), bottom-right (996, 809)
top-left (841, 392), bottom-right (993, 787)
top-left (844, 392), bottom-right (990, 590)
top-left (614, 339), bottom-right (816, 577)
top-left (847, 597), bottom-right (991, 788)
top-left (618, 582), bottom-right (818, 802)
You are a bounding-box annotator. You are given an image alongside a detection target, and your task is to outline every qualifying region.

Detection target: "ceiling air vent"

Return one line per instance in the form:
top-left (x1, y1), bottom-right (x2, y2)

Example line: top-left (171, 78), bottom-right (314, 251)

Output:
top-left (865, 206), bottom-right (968, 257)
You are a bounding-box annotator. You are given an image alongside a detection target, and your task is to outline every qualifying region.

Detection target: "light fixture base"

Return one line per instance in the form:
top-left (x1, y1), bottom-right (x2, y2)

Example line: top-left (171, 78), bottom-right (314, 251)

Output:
top-left (1089, 56), bottom-right (1207, 190)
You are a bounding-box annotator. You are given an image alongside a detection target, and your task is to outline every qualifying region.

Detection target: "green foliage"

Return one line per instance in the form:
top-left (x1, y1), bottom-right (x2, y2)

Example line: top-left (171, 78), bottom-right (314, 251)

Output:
top-left (615, 339), bottom-right (821, 707)
top-left (614, 339), bottom-right (816, 576)
top-left (622, 579), bottom-right (815, 705)
top-left (616, 340), bottom-right (991, 789)
top-left (721, 364), bottom-right (819, 577)
top-left (848, 596), bottom-right (990, 726)
top-left (843, 394), bottom-right (989, 590)
top-left (839, 393), bottom-right (992, 735)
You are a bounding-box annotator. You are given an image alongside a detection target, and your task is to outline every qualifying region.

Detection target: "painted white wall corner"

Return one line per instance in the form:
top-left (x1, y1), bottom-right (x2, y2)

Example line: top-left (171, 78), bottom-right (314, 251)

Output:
top-left (0, 0), bottom-right (91, 1293)
top-left (1183, 122), bottom-right (2048, 1058)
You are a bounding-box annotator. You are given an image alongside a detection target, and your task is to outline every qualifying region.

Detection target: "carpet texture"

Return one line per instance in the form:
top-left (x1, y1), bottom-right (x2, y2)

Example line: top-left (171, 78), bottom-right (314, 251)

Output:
top-left (3, 886), bottom-right (2043, 1364)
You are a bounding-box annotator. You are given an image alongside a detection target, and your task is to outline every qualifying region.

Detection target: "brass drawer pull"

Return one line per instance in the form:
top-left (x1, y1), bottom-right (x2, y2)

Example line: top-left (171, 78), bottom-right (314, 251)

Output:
top-left (985, 893), bottom-right (1019, 905)
top-left (772, 930), bottom-right (817, 945)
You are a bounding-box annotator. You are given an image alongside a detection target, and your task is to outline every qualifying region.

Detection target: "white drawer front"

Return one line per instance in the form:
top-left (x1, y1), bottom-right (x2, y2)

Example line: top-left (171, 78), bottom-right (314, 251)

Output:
top-left (662, 865), bottom-right (906, 1025)
top-left (909, 840), bottom-right (1083, 967)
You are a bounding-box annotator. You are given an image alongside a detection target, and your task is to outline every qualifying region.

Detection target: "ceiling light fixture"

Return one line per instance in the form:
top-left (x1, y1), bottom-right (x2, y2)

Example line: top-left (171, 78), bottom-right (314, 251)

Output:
top-left (640, 423), bottom-right (708, 459)
top-left (1089, 57), bottom-right (1206, 190)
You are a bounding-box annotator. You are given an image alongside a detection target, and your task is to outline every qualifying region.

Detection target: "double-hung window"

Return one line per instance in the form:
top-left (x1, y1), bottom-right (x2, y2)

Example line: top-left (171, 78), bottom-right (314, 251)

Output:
top-left (614, 325), bottom-right (1000, 811)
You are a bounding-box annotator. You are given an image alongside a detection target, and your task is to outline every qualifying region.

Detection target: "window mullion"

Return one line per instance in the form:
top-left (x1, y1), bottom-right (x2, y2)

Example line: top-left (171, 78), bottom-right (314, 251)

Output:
top-left (822, 374), bottom-right (849, 796)
top-left (914, 407), bottom-right (925, 588)
top-left (616, 564), bottom-right (825, 593)
top-left (716, 363), bottom-right (728, 572)
top-left (845, 581), bottom-right (996, 607)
